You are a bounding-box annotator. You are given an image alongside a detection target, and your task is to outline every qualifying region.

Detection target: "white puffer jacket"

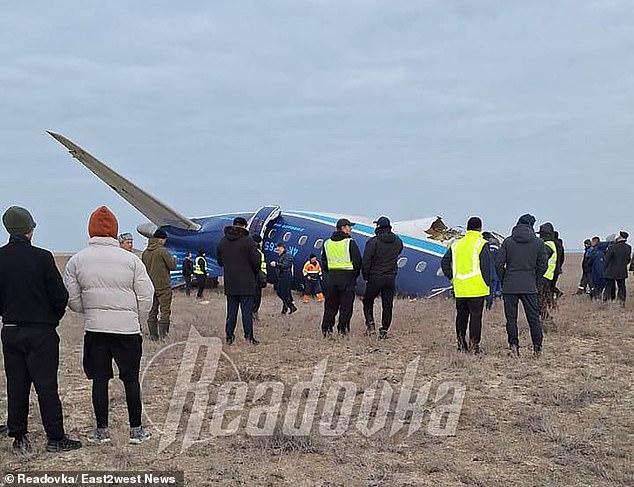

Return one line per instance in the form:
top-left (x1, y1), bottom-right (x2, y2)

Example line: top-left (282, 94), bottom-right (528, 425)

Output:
top-left (64, 237), bottom-right (155, 334)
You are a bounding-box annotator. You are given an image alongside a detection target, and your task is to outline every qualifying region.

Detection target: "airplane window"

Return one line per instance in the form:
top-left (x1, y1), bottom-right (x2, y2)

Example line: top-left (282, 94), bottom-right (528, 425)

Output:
top-left (283, 232), bottom-right (292, 242)
top-left (314, 239), bottom-right (324, 249)
top-left (268, 229), bottom-right (277, 239)
top-left (415, 261), bottom-right (427, 273)
top-left (397, 257), bottom-right (408, 268)
top-left (298, 235), bottom-right (308, 246)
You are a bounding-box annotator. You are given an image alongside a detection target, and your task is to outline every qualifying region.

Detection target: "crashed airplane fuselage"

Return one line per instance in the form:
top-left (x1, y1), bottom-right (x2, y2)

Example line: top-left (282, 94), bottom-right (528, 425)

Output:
top-left (48, 132), bottom-right (455, 297)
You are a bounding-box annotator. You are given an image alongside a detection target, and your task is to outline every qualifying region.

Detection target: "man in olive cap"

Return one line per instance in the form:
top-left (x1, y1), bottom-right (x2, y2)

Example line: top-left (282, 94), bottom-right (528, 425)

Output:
top-left (0, 206), bottom-right (81, 452)
top-left (141, 229), bottom-right (176, 340)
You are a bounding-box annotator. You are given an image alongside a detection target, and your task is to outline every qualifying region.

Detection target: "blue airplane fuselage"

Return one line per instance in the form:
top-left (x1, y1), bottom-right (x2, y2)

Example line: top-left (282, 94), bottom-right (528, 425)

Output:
top-left (162, 211), bottom-right (451, 297)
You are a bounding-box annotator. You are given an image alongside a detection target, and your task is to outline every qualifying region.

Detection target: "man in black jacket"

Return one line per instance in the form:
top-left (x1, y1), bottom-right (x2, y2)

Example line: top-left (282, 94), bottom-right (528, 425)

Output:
top-left (603, 231), bottom-right (631, 305)
top-left (217, 217), bottom-right (261, 345)
top-left (182, 251), bottom-right (194, 297)
top-left (495, 214), bottom-right (548, 357)
top-left (362, 217), bottom-right (403, 338)
top-left (321, 218), bottom-right (362, 336)
top-left (271, 242), bottom-right (297, 315)
top-left (0, 206), bottom-right (81, 453)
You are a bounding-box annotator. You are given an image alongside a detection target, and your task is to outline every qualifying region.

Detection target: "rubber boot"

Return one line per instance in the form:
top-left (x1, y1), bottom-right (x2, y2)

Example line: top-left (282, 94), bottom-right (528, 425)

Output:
top-left (158, 323), bottom-right (170, 340)
top-left (148, 322), bottom-right (159, 341)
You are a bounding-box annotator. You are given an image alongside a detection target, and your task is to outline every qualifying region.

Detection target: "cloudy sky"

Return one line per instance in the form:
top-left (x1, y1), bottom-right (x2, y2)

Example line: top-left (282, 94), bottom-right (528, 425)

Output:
top-left (1, 0), bottom-right (632, 251)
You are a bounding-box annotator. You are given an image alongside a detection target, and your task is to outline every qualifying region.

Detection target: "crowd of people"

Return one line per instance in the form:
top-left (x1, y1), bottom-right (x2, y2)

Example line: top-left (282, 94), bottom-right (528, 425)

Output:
top-left (1, 204), bottom-right (631, 454)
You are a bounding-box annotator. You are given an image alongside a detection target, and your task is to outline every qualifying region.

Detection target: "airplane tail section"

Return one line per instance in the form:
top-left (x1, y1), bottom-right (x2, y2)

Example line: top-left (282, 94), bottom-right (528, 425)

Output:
top-left (47, 131), bottom-right (201, 231)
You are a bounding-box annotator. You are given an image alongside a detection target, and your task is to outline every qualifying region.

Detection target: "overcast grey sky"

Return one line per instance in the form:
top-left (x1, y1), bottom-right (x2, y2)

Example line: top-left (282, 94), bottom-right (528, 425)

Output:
top-left (1, 0), bottom-right (632, 251)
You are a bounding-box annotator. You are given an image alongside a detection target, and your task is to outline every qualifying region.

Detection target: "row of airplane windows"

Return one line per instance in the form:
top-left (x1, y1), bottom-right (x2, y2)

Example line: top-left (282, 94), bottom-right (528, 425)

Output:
top-left (266, 229), bottom-right (428, 273)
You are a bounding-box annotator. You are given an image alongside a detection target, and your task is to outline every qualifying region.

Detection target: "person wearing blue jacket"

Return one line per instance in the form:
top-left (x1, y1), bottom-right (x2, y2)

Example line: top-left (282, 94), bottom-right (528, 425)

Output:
top-left (271, 242), bottom-right (297, 315)
top-left (588, 237), bottom-right (607, 299)
top-left (482, 232), bottom-right (501, 310)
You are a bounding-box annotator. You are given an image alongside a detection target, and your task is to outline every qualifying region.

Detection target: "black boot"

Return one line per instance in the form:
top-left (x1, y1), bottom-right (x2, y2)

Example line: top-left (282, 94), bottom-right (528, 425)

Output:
top-left (457, 337), bottom-right (468, 352)
top-left (281, 305), bottom-right (288, 315)
top-left (288, 303), bottom-right (298, 315)
top-left (158, 323), bottom-right (170, 340)
top-left (46, 435), bottom-right (82, 453)
top-left (148, 322), bottom-right (159, 341)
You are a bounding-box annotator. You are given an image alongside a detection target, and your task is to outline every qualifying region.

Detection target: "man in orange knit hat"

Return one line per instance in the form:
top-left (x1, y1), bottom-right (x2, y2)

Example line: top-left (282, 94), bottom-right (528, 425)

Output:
top-left (64, 206), bottom-right (154, 445)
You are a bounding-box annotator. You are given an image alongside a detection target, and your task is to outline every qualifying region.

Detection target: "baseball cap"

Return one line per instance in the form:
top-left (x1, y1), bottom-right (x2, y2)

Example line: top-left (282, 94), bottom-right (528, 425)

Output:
top-left (336, 218), bottom-right (356, 229)
top-left (373, 216), bottom-right (391, 228)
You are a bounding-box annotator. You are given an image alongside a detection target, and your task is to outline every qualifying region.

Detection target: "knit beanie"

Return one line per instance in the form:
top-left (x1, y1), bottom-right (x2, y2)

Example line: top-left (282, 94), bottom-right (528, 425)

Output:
top-left (2, 206), bottom-right (36, 235)
top-left (88, 206), bottom-right (118, 238)
top-left (517, 214), bottom-right (536, 227)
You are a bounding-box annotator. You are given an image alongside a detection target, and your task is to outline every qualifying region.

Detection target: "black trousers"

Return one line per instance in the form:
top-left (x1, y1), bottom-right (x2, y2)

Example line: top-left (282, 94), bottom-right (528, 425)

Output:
top-left (604, 279), bottom-right (626, 303)
top-left (184, 274), bottom-right (192, 296)
top-left (1, 326), bottom-right (65, 440)
top-left (276, 276), bottom-right (294, 308)
top-left (503, 293), bottom-right (543, 349)
top-left (195, 274), bottom-right (206, 299)
top-left (83, 332), bottom-right (143, 429)
top-left (321, 283), bottom-right (355, 334)
top-left (253, 286), bottom-right (263, 314)
top-left (226, 295), bottom-right (254, 339)
top-left (455, 297), bottom-right (484, 346)
top-left (363, 277), bottom-right (396, 330)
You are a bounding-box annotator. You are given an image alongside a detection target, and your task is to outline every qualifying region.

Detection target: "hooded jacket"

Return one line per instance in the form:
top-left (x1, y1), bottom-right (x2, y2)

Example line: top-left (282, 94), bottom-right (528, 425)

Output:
top-left (361, 227), bottom-right (404, 280)
top-left (216, 226), bottom-right (261, 295)
top-left (141, 238), bottom-right (177, 291)
top-left (321, 231), bottom-right (362, 288)
top-left (0, 235), bottom-right (68, 327)
top-left (604, 240), bottom-right (631, 280)
top-left (495, 224), bottom-right (548, 294)
top-left (589, 242), bottom-right (608, 284)
top-left (64, 237), bottom-right (155, 334)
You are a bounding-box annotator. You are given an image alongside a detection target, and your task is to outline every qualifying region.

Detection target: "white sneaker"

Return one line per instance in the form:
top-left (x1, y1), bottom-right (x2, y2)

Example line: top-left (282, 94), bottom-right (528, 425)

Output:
top-left (129, 426), bottom-right (151, 444)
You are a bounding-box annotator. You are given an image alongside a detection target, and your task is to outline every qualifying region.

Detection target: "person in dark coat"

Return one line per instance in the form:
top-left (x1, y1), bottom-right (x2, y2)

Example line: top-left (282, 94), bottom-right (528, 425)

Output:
top-left (588, 237), bottom-right (607, 299)
top-left (577, 239), bottom-right (593, 295)
top-left (603, 231), bottom-right (631, 305)
top-left (0, 206), bottom-right (81, 453)
top-left (271, 242), bottom-right (297, 314)
top-left (321, 218), bottom-right (362, 336)
top-left (216, 217), bottom-right (262, 344)
top-left (552, 230), bottom-right (565, 298)
top-left (482, 232), bottom-right (501, 310)
top-left (182, 251), bottom-right (194, 297)
top-left (495, 214), bottom-right (548, 357)
top-left (361, 216), bottom-right (404, 338)
top-left (252, 235), bottom-right (267, 321)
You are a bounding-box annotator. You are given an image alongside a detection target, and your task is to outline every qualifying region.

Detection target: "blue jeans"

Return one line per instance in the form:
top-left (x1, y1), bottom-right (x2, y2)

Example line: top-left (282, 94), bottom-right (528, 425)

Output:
top-left (226, 295), bottom-right (254, 339)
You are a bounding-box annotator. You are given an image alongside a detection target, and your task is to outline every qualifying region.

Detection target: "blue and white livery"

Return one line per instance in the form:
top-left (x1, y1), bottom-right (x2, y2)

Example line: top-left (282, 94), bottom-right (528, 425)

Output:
top-left (48, 132), bottom-right (454, 297)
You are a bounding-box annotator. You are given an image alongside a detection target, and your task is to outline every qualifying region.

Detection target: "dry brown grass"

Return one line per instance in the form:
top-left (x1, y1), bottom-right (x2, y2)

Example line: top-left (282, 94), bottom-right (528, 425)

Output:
top-left (0, 254), bottom-right (633, 486)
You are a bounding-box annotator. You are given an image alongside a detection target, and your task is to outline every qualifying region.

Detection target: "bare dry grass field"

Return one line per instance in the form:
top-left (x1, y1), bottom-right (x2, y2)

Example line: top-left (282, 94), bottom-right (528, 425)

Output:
top-left (1, 254), bottom-right (633, 486)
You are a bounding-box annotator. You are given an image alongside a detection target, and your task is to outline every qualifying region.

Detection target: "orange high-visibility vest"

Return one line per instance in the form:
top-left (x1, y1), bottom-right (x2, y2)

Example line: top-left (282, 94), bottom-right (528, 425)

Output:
top-left (302, 261), bottom-right (322, 277)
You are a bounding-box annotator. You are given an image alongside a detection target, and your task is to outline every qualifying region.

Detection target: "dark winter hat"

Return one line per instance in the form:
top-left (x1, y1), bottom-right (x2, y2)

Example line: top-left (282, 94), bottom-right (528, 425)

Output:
top-left (336, 218), bottom-right (355, 229)
top-left (153, 229), bottom-right (167, 239)
top-left (538, 222), bottom-right (555, 237)
top-left (233, 217), bottom-right (248, 227)
top-left (88, 206), bottom-right (118, 239)
top-left (252, 235), bottom-right (262, 243)
top-left (466, 217), bottom-right (482, 231)
top-left (517, 214), bottom-right (536, 226)
top-left (620, 231), bottom-right (629, 240)
top-left (584, 239), bottom-right (591, 245)
top-left (2, 206), bottom-right (36, 235)
top-left (373, 216), bottom-right (391, 228)
top-left (482, 231), bottom-right (492, 239)
top-left (118, 232), bottom-right (133, 243)
top-left (309, 253), bottom-right (316, 259)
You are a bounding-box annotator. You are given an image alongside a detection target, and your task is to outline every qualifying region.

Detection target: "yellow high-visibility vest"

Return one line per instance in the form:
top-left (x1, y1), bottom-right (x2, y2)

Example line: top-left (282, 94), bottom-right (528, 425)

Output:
top-left (450, 231), bottom-right (490, 298)
top-left (258, 249), bottom-right (267, 275)
top-left (194, 256), bottom-right (206, 275)
top-left (543, 240), bottom-right (557, 281)
top-left (324, 238), bottom-right (354, 271)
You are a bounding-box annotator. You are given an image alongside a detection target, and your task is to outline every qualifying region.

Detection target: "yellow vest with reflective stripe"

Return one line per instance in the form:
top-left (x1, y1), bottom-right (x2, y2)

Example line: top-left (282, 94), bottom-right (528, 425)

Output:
top-left (324, 238), bottom-right (354, 271)
top-left (450, 231), bottom-right (490, 298)
top-left (194, 256), bottom-right (206, 275)
top-left (258, 249), bottom-right (267, 275)
top-left (543, 240), bottom-right (557, 281)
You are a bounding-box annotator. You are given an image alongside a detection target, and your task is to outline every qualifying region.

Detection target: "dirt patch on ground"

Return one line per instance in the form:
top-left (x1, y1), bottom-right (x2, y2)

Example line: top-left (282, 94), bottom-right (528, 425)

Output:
top-left (1, 254), bottom-right (632, 486)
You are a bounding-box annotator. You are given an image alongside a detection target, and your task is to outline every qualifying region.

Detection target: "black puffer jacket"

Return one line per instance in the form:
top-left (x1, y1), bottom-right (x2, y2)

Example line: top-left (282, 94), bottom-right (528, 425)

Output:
top-left (604, 241), bottom-right (631, 280)
top-left (495, 224), bottom-right (548, 294)
top-left (216, 226), bottom-right (261, 296)
top-left (362, 228), bottom-right (404, 280)
top-left (0, 235), bottom-right (68, 326)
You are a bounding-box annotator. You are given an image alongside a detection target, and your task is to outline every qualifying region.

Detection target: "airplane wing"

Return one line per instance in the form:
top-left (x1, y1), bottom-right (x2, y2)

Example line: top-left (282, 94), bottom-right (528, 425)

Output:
top-left (47, 131), bottom-right (201, 231)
